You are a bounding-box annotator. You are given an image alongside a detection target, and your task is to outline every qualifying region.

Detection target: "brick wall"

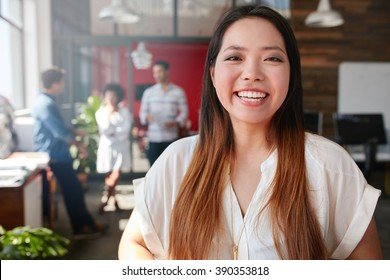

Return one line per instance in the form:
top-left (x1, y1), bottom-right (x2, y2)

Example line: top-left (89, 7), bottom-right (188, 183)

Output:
top-left (291, 0), bottom-right (390, 136)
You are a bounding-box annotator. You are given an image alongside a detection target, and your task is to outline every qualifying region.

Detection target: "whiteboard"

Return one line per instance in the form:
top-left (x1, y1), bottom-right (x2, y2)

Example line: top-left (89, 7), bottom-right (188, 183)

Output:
top-left (338, 62), bottom-right (390, 130)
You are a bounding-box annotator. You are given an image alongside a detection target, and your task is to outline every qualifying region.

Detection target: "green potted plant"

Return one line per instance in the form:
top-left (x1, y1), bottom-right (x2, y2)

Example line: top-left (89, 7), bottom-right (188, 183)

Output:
top-left (0, 225), bottom-right (70, 260)
top-left (70, 95), bottom-right (101, 188)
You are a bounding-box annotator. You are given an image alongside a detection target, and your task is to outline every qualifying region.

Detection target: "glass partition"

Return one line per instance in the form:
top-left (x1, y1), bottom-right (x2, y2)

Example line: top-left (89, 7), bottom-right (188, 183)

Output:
top-left (53, 39), bottom-right (208, 174)
top-left (1, 0), bottom-right (23, 27)
top-left (0, 0), bottom-right (23, 109)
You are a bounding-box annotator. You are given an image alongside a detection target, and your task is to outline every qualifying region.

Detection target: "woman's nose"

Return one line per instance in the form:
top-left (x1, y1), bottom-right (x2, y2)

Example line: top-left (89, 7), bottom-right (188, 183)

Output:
top-left (240, 61), bottom-right (265, 81)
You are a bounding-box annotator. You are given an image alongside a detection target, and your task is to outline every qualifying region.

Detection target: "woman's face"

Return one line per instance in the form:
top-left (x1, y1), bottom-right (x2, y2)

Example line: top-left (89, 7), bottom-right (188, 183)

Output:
top-left (210, 17), bottom-right (290, 127)
top-left (104, 90), bottom-right (118, 106)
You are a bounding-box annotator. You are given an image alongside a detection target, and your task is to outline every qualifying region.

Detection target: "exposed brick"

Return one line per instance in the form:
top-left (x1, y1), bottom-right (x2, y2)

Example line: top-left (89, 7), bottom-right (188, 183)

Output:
top-left (291, 0), bottom-right (390, 137)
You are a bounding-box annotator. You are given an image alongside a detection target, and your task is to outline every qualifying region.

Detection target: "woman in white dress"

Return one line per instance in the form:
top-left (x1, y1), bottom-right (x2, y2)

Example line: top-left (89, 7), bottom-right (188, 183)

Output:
top-left (95, 83), bottom-right (132, 213)
top-left (118, 6), bottom-right (383, 259)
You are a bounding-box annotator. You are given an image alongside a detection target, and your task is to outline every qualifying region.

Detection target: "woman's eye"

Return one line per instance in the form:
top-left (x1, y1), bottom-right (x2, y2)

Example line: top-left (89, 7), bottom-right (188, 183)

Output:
top-left (225, 56), bottom-right (241, 61)
top-left (265, 56), bottom-right (283, 62)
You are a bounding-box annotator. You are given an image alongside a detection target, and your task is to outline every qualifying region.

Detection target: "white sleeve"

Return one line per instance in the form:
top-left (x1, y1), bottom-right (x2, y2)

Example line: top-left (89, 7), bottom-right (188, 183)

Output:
top-left (132, 136), bottom-right (198, 259)
top-left (95, 107), bottom-right (115, 136)
top-left (330, 183), bottom-right (380, 259)
top-left (114, 108), bottom-right (132, 141)
top-left (133, 177), bottom-right (167, 259)
top-left (324, 146), bottom-right (381, 259)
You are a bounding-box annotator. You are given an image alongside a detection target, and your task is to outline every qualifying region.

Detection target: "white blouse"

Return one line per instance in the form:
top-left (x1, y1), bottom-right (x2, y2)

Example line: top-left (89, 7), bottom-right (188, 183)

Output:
top-left (95, 106), bottom-right (132, 173)
top-left (131, 133), bottom-right (381, 259)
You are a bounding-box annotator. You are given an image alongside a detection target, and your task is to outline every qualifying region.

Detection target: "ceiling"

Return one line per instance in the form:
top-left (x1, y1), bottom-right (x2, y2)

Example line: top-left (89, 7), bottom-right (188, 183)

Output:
top-left (90, 0), bottom-right (290, 37)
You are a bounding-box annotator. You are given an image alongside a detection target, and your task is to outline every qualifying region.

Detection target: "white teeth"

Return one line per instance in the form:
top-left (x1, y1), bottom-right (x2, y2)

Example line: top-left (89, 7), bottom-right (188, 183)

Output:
top-left (237, 91), bottom-right (267, 99)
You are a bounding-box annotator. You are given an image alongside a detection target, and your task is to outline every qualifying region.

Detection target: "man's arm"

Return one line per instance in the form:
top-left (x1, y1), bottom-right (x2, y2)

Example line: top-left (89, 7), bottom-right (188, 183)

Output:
top-left (176, 89), bottom-right (188, 127)
top-left (39, 101), bottom-right (73, 143)
top-left (139, 91), bottom-right (150, 126)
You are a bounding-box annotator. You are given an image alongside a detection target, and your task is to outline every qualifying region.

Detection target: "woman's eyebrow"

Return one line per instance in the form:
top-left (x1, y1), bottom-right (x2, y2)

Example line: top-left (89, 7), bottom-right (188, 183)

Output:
top-left (222, 44), bottom-right (286, 55)
top-left (222, 44), bottom-right (245, 53)
top-left (262, 45), bottom-right (287, 55)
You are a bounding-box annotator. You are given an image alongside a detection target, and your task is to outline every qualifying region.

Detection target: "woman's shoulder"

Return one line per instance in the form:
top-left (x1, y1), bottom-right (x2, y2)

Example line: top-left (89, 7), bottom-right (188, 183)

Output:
top-left (304, 132), bottom-right (358, 172)
top-left (305, 133), bottom-right (345, 152)
top-left (94, 106), bottom-right (106, 119)
top-left (143, 135), bottom-right (199, 198)
top-left (168, 134), bottom-right (198, 149)
top-left (118, 106), bottom-right (131, 116)
top-left (159, 135), bottom-right (198, 163)
top-left (147, 136), bottom-right (198, 176)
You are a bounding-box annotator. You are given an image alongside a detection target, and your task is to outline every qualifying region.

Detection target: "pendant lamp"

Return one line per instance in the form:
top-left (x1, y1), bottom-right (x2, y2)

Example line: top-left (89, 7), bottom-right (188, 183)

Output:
top-left (131, 42), bottom-right (152, 70)
top-left (305, 0), bottom-right (344, 28)
top-left (99, 0), bottom-right (140, 24)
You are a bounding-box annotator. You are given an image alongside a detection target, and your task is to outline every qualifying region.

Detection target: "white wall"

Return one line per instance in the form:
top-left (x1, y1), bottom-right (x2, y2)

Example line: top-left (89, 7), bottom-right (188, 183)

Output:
top-left (338, 62), bottom-right (390, 131)
top-left (23, 0), bottom-right (52, 109)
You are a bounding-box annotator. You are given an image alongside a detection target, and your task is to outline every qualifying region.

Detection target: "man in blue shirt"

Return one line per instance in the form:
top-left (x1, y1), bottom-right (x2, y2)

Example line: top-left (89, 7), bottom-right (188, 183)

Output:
top-left (32, 66), bottom-right (107, 238)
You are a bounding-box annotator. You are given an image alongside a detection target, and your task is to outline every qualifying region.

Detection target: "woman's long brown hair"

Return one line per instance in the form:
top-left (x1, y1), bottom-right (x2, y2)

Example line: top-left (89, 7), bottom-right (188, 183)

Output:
top-left (168, 6), bottom-right (328, 260)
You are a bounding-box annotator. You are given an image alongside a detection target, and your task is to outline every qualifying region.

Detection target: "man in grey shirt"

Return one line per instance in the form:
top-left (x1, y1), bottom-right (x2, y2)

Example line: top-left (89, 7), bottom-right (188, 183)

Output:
top-left (139, 61), bottom-right (188, 166)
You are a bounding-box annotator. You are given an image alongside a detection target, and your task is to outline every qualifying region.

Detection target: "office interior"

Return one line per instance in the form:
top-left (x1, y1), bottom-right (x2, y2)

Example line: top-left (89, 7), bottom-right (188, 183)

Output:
top-left (0, 0), bottom-right (390, 259)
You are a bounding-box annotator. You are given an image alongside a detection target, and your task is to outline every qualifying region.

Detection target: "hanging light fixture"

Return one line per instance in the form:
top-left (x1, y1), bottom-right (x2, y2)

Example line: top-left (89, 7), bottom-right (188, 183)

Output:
top-left (131, 42), bottom-right (153, 70)
top-left (305, 0), bottom-right (344, 28)
top-left (99, 0), bottom-right (140, 24)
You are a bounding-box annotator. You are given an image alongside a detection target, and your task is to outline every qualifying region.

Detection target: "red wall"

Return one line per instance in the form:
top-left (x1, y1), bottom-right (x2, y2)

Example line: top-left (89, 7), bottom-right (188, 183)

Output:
top-left (129, 42), bottom-right (208, 132)
top-left (93, 42), bottom-right (208, 132)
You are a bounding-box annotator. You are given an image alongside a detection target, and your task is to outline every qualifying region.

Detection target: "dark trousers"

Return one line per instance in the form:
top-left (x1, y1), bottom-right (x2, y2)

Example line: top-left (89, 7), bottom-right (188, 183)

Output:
top-left (41, 169), bottom-right (50, 219)
top-left (147, 141), bottom-right (173, 166)
top-left (49, 162), bottom-right (95, 233)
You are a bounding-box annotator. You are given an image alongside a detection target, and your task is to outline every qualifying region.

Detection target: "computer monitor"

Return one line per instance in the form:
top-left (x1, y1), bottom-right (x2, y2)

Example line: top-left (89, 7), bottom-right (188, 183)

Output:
top-left (135, 84), bottom-right (153, 101)
top-left (304, 111), bottom-right (323, 135)
top-left (333, 113), bottom-right (387, 145)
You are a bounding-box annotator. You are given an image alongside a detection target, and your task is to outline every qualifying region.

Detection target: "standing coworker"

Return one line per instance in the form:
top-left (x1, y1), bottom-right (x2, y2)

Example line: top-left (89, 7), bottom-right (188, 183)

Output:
top-left (32, 66), bottom-right (107, 238)
top-left (95, 82), bottom-right (132, 213)
top-left (119, 6), bottom-right (382, 260)
top-left (139, 60), bottom-right (188, 166)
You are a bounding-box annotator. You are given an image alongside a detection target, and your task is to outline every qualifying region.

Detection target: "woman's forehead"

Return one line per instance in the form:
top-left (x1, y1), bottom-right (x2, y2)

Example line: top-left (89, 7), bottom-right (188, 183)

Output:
top-left (221, 17), bottom-right (284, 49)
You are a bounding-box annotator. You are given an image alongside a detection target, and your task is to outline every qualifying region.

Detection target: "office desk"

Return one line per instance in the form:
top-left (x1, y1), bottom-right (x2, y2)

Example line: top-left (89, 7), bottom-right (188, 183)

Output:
top-left (6, 152), bottom-right (49, 169)
top-left (0, 167), bottom-right (42, 229)
top-left (347, 145), bottom-right (390, 194)
top-left (0, 152), bottom-right (51, 229)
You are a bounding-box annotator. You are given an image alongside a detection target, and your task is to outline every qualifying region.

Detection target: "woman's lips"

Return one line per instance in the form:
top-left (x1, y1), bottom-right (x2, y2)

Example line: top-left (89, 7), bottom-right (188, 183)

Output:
top-left (235, 90), bottom-right (268, 103)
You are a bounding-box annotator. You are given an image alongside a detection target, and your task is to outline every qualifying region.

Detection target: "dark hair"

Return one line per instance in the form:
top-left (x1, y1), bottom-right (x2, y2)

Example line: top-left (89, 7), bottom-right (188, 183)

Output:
top-left (41, 66), bottom-right (66, 89)
top-left (103, 82), bottom-right (125, 103)
top-left (204, 5), bottom-right (303, 141)
top-left (169, 5), bottom-right (327, 260)
top-left (153, 60), bottom-right (170, 70)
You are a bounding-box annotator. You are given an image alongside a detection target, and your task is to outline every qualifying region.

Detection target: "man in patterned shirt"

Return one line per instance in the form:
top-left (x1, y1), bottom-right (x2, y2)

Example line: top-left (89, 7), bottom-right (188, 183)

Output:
top-left (139, 61), bottom-right (188, 166)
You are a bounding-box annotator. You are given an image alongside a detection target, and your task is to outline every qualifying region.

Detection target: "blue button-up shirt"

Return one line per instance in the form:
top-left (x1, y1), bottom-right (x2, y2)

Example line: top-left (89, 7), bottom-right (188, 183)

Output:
top-left (32, 93), bottom-right (73, 162)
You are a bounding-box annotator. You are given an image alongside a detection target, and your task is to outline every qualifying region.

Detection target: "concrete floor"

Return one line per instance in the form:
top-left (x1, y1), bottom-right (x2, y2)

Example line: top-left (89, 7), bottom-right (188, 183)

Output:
top-left (52, 180), bottom-right (135, 260)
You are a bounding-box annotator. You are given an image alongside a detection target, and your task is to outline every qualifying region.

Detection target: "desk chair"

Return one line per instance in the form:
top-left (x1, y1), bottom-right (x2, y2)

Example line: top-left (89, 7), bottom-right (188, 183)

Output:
top-left (333, 113), bottom-right (387, 182)
top-left (304, 111), bottom-right (323, 135)
top-left (363, 138), bottom-right (378, 179)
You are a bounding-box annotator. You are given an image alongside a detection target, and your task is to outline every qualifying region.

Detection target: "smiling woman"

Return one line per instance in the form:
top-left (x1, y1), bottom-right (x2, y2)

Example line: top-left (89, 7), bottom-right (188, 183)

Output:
top-left (118, 5), bottom-right (383, 260)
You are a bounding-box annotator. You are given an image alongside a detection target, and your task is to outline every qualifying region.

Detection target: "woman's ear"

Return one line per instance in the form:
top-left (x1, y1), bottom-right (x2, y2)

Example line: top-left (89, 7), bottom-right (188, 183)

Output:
top-left (210, 66), bottom-right (216, 88)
